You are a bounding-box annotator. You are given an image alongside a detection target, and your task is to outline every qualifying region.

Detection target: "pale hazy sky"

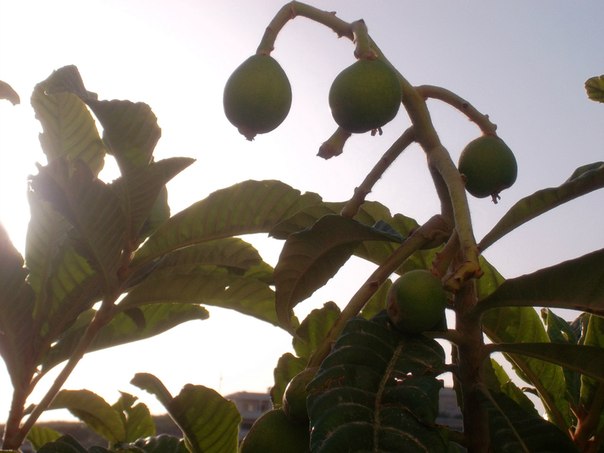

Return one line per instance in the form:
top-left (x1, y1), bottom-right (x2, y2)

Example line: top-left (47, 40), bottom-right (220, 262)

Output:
top-left (1, 1), bottom-right (603, 421)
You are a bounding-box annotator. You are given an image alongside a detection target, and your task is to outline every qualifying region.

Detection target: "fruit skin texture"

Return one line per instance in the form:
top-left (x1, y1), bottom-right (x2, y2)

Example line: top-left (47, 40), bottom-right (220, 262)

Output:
top-left (283, 367), bottom-right (318, 424)
top-left (328, 59), bottom-right (402, 133)
top-left (240, 408), bottom-right (310, 453)
top-left (386, 270), bottom-right (447, 334)
top-left (458, 135), bottom-right (518, 201)
top-left (223, 54), bottom-right (292, 140)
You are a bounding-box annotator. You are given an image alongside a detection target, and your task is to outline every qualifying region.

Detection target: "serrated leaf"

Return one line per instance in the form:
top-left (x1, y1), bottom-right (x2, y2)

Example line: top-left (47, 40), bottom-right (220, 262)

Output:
top-left (31, 78), bottom-right (105, 175)
top-left (132, 373), bottom-right (241, 453)
top-left (307, 313), bottom-right (448, 452)
top-left (492, 342), bottom-right (604, 381)
top-left (274, 214), bottom-right (402, 330)
top-left (41, 303), bottom-right (208, 371)
top-left (133, 180), bottom-right (323, 265)
top-left (479, 163), bottom-right (604, 251)
top-left (30, 159), bottom-right (128, 290)
top-left (0, 80), bottom-right (20, 105)
top-left (48, 390), bottom-right (125, 444)
top-left (478, 248), bottom-right (604, 316)
top-left (586, 75), bottom-right (604, 103)
top-left (481, 390), bottom-right (578, 453)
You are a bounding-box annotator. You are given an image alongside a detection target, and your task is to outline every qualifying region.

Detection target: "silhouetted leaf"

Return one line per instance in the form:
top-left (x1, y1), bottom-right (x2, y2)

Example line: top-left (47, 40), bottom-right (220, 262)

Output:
top-left (48, 390), bottom-right (125, 444)
top-left (30, 159), bottom-right (128, 290)
top-left (579, 315), bottom-right (604, 435)
top-left (41, 303), bottom-right (208, 370)
top-left (86, 99), bottom-right (161, 173)
top-left (36, 434), bottom-right (90, 453)
top-left (133, 180), bottom-right (322, 265)
top-left (478, 248), bottom-right (604, 316)
top-left (0, 224), bottom-right (36, 387)
top-left (132, 373), bottom-right (241, 453)
top-left (31, 75), bottom-right (105, 175)
top-left (482, 390), bottom-right (578, 453)
top-left (479, 162), bottom-right (604, 251)
top-left (491, 343), bottom-right (604, 382)
top-left (111, 157), bottom-right (194, 245)
top-left (274, 214), bottom-right (402, 330)
top-left (307, 313), bottom-right (448, 452)
top-left (120, 264), bottom-right (277, 325)
top-left (586, 75), bottom-right (604, 103)
top-left (541, 309), bottom-right (581, 405)
top-left (482, 306), bottom-right (571, 426)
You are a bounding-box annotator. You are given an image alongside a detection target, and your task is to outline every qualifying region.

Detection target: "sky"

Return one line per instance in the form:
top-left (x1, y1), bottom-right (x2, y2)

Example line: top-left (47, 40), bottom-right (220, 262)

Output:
top-left (1, 0), bottom-right (603, 423)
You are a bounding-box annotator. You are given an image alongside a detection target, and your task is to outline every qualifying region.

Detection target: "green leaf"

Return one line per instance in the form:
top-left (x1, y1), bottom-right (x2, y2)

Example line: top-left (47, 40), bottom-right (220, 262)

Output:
top-left (0, 223), bottom-right (36, 388)
top-left (491, 343), bottom-right (604, 382)
top-left (270, 352), bottom-right (306, 407)
top-left (479, 162), bottom-right (604, 251)
top-left (30, 159), bottom-right (128, 290)
top-left (27, 426), bottom-right (63, 451)
top-left (306, 313), bottom-right (448, 452)
top-left (0, 80), bottom-right (20, 105)
top-left (31, 76), bottom-right (105, 175)
top-left (120, 264), bottom-right (277, 325)
top-left (132, 373), bottom-right (241, 453)
top-left (579, 315), bottom-right (604, 435)
top-left (481, 390), bottom-right (578, 453)
top-left (541, 309), bottom-right (581, 405)
top-left (41, 303), bottom-right (208, 370)
top-left (48, 389), bottom-right (126, 444)
top-left (25, 192), bottom-right (102, 340)
top-left (112, 392), bottom-right (156, 442)
top-left (478, 248), bottom-right (604, 316)
top-left (293, 301), bottom-right (341, 360)
top-left (274, 214), bottom-right (402, 330)
top-left (111, 157), bottom-right (194, 245)
top-left (36, 434), bottom-right (90, 453)
top-left (482, 306), bottom-right (571, 427)
top-left (86, 99), bottom-right (161, 173)
top-left (486, 359), bottom-right (537, 416)
top-left (586, 75), bottom-right (604, 103)
top-left (130, 434), bottom-right (188, 452)
top-left (133, 180), bottom-right (322, 265)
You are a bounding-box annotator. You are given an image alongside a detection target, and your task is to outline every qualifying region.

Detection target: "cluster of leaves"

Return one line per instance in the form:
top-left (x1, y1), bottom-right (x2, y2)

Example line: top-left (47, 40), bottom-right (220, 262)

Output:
top-left (1, 9), bottom-right (604, 450)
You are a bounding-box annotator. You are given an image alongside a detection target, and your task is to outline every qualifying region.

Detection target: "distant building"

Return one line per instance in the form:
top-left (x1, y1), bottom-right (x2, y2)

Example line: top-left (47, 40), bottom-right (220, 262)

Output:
top-left (226, 386), bottom-right (463, 439)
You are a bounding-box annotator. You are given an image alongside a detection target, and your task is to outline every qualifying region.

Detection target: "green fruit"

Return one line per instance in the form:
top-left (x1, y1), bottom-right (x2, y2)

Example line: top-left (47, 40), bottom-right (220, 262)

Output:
top-left (283, 367), bottom-right (318, 424)
top-left (223, 54), bottom-right (292, 140)
top-left (240, 408), bottom-right (310, 453)
top-left (328, 59), bottom-right (402, 133)
top-left (458, 135), bottom-right (518, 201)
top-left (386, 270), bottom-right (447, 334)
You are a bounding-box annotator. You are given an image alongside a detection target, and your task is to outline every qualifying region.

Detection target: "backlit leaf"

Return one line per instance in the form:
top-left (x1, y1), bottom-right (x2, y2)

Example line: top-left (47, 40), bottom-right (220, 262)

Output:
top-left (586, 75), bottom-right (604, 103)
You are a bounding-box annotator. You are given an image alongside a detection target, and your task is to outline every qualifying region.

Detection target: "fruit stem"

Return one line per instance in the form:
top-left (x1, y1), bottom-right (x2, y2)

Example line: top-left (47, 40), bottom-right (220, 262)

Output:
top-left (317, 126), bottom-right (351, 159)
top-left (350, 19), bottom-right (377, 60)
top-left (256, 1), bottom-right (354, 55)
top-left (308, 215), bottom-right (452, 368)
top-left (415, 85), bottom-right (498, 135)
top-left (340, 126), bottom-right (416, 218)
